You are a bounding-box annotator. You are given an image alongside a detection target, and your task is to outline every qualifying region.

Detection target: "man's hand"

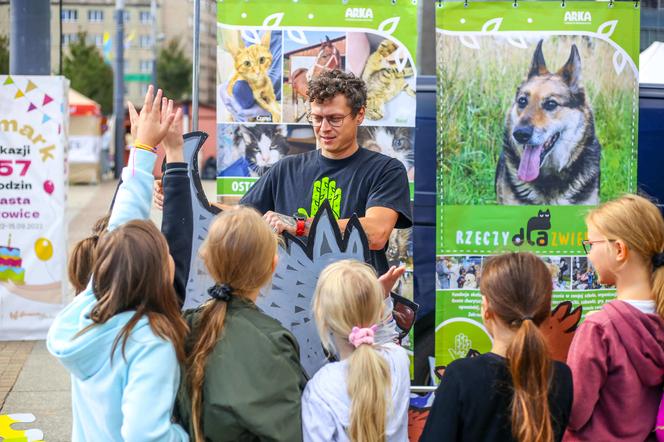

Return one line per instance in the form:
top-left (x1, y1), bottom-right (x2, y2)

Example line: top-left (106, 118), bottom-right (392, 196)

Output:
top-left (378, 265), bottom-right (406, 298)
top-left (264, 211), bottom-right (297, 235)
top-left (134, 86), bottom-right (175, 148)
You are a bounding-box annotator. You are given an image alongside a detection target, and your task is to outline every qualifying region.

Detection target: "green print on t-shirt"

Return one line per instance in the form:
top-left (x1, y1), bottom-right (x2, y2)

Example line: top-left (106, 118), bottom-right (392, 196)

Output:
top-left (297, 177), bottom-right (342, 219)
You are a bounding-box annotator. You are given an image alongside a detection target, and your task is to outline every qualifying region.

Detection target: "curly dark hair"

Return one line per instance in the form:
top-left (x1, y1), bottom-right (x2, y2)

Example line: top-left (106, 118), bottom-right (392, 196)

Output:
top-left (307, 69), bottom-right (367, 115)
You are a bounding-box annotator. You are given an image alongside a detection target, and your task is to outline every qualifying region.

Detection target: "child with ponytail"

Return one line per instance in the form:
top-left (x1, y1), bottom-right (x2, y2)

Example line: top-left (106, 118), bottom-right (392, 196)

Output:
top-left (421, 252), bottom-right (573, 442)
top-left (564, 194), bottom-right (664, 441)
top-left (301, 259), bottom-right (410, 442)
top-left (48, 86), bottom-right (190, 440)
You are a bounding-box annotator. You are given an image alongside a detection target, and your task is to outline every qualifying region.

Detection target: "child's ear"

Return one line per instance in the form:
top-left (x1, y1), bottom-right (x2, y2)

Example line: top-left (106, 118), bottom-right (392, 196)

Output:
top-left (271, 254), bottom-right (279, 273)
top-left (614, 240), bottom-right (629, 262)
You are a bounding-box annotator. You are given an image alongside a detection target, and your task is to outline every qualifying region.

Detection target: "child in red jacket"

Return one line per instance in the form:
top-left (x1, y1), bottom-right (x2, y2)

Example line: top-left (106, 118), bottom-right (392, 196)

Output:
top-left (565, 195), bottom-right (664, 441)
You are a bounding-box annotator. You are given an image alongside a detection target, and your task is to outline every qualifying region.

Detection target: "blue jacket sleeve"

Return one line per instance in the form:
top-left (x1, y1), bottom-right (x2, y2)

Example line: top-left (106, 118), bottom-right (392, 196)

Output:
top-left (160, 162), bottom-right (193, 305)
top-left (121, 338), bottom-right (189, 441)
top-left (108, 148), bottom-right (157, 232)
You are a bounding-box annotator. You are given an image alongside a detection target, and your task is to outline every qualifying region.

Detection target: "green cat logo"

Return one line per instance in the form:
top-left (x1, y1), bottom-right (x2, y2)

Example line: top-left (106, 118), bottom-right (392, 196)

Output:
top-left (298, 177), bottom-right (342, 219)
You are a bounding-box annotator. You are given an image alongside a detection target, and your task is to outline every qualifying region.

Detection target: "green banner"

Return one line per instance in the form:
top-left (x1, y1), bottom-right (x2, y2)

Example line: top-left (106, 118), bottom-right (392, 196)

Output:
top-left (216, 1), bottom-right (418, 308)
top-left (435, 1), bottom-right (639, 371)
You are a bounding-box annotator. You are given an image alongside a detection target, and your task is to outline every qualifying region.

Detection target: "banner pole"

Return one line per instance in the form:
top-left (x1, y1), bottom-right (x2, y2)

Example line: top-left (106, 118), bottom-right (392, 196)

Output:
top-left (192, 0), bottom-right (201, 131)
top-left (113, 0), bottom-right (125, 179)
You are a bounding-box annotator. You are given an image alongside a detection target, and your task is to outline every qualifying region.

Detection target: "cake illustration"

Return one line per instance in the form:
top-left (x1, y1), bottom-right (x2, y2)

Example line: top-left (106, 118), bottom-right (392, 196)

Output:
top-left (0, 235), bottom-right (25, 285)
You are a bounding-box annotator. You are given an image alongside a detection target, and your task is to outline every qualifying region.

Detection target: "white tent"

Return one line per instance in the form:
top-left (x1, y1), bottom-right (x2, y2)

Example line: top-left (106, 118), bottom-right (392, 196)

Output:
top-left (640, 41), bottom-right (664, 85)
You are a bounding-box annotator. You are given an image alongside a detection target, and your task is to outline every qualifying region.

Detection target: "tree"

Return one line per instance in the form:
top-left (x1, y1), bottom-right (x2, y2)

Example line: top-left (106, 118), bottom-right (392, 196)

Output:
top-left (157, 38), bottom-right (192, 101)
top-left (0, 35), bottom-right (9, 74)
top-left (63, 32), bottom-right (113, 114)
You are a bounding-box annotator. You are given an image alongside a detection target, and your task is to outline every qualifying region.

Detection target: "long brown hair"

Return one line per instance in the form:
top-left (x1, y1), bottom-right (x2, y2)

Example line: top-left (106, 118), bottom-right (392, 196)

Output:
top-left (78, 219), bottom-right (188, 364)
top-left (480, 252), bottom-right (554, 442)
top-left (587, 194), bottom-right (664, 319)
top-left (313, 260), bottom-right (390, 442)
top-left (68, 214), bottom-right (109, 295)
top-left (187, 207), bottom-right (278, 442)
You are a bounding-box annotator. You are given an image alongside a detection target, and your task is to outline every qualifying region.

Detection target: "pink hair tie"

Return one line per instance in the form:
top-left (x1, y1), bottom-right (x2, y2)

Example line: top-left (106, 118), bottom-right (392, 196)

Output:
top-left (348, 325), bottom-right (378, 348)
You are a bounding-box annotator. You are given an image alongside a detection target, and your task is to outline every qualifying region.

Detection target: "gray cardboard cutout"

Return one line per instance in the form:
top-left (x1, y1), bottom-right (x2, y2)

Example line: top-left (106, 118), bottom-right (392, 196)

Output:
top-left (181, 133), bottom-right (371, 376)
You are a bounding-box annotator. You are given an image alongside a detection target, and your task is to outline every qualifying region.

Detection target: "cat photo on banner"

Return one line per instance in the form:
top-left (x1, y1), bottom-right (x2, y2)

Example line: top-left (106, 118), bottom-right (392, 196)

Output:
top-left (217, 28), bottom-right (283, 123)
top-left (347, 33), bottom-right (416, 127)
top-left (216, 124), bottom-right (316, 184)
top-left (283, 30), bottom-right (346, 123)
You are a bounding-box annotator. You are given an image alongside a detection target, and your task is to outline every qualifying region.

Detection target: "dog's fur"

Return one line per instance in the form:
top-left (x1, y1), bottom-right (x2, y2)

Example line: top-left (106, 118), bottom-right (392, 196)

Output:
top-left (496, 40), bottom-right (601, 205)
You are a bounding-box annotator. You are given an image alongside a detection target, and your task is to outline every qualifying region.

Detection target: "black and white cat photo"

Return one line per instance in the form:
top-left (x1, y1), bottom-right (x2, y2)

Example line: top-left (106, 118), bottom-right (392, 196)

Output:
top-left (357, 126), bottom-right (415, 180)
top-left (234, 125), bottom-right (291, 177)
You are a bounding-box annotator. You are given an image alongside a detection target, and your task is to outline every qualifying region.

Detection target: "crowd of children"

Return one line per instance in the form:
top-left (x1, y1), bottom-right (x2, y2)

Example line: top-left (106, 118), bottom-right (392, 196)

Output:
top-left (48, 87), bottom-right (664, 441)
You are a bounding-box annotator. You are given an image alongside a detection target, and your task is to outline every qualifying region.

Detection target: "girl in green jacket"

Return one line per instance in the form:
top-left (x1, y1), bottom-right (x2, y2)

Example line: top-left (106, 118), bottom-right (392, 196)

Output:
top-left (175, 207), bottom-right (308, 442)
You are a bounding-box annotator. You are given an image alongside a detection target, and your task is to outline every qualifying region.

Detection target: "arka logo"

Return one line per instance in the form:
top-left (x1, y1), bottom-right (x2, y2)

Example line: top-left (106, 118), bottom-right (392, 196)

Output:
top-left (564, 11), bottom-right (592, 23)
top-left (345, 7), bottom-right (374, 20)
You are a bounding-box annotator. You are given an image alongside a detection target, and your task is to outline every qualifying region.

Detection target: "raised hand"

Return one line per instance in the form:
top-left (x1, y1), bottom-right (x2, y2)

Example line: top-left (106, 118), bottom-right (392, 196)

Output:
top-left (162, 102), bottom-right (184, 163)
top-left (135, 85), bottom-right (176, 148)
top-left (378, 265), bottom-right (406, 297)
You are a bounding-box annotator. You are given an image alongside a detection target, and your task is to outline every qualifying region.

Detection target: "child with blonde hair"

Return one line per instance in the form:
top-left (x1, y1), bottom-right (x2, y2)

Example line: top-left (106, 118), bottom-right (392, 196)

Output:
top-left (157, 122), bottom-right (307, 441)
top-left (301, 259), bottom-right (410, 442)
top-left (565, 194), bottom-right (664, 441)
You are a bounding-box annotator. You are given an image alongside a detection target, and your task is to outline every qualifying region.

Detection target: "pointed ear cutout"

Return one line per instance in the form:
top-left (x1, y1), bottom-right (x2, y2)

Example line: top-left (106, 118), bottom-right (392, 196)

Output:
top-left (528, 40), bottom-right (549, 78)
top-left (261, 30), bottom-right (272, 48)
top-left (557, 44), bottom-right (581, 89)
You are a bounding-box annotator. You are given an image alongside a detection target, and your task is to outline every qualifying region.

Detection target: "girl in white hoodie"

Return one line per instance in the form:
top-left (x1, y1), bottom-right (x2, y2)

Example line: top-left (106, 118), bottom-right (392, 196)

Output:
top-left (302, 260), bottom-right (410, 442)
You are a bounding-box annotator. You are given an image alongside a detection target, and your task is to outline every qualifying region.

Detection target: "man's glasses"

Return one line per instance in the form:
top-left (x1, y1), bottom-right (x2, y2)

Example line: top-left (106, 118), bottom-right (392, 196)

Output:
top-left (581, 239), bottom-right (616, 254)
top-left (307, 112), bottom-right (353, 128)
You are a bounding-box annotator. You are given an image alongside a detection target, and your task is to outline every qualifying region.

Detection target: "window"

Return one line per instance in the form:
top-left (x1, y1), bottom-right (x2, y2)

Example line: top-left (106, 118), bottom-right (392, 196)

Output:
top-left (61, 33), bottom-right (77, 45)
top-left (88, 34), bottom-right (104, 48)
top-left (123, 11), bottom-right (130, 22)
top-left (641, 0), bottom-right (664, 52)
top-left (139, 11), bottom-right (152, 24)
top-left (140, 83), bottom-right (149, 97)
top-left (61, 9), bottom-right (78, 22)
top-left (88, 10), bottom-right (103, 22)
top-left (140, 60), bottom-right (152, 73)
top-left (139, 35), bottom-right (153, 49)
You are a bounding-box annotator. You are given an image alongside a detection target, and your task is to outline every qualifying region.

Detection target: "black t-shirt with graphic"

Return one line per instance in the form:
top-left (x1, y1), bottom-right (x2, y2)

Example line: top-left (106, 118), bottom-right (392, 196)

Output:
top-left (240, 147), bottom-right (412, 275)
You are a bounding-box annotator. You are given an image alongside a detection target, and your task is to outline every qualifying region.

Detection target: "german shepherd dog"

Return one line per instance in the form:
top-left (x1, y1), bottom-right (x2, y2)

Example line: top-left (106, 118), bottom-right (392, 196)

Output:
top-left (496, 40), bottom-right (601, 205)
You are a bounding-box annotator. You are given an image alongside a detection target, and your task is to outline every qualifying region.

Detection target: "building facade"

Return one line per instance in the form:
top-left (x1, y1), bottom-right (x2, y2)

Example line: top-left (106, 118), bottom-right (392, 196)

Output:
top-left (0, 0), bottom-right (217, 106)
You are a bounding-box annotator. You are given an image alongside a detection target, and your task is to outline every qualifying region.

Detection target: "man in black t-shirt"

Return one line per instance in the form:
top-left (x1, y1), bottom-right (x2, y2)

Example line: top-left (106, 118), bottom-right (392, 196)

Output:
top-left (240, 69), bottom-right (412, 275)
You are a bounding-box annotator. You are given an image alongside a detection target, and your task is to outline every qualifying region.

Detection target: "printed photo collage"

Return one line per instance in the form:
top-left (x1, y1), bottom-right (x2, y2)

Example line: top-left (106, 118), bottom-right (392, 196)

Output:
top-left (435, 255), bottom-right (612, 292)
top-left (216, 27), bottom-right (417, 180)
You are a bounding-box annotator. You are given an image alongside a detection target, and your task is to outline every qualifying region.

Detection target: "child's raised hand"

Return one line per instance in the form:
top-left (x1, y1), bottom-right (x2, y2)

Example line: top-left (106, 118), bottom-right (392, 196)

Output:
top-left (378, 265), bottom-right (406, 297)
top-left (135, 85), bottom-right (176, 148)
top-left (161, 100), bottom-right (184, 163)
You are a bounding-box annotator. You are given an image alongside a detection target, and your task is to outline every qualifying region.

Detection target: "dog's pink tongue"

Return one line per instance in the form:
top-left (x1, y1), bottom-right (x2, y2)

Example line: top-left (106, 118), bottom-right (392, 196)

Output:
top-left (518, 145), bottom-right (543, 182)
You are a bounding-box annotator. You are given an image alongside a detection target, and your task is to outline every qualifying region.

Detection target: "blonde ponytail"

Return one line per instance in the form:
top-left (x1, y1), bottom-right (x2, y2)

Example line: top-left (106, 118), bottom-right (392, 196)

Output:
top-left (313, 260), bottom-right (392, 442)
top-left (347, 344), bottom-right (390, 442)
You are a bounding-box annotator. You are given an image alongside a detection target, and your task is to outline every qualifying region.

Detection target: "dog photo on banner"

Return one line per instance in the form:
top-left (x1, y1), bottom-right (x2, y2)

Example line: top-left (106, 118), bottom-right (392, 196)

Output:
top-left (434, 0), bottom-right (640, 378)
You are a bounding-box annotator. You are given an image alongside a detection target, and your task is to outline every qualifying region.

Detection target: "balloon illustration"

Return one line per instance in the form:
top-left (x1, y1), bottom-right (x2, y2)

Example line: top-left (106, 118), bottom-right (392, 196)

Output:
top-left (43, 180), bottom-right (54, 195)
top-left (34, 238), bottom-right (53, 261)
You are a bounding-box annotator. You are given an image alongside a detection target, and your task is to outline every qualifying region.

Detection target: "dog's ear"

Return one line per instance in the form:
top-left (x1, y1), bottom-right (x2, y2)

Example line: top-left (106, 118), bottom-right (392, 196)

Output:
top-left (558, 44), bottom-right (582, 90)
top-left (528, 40), bottom-right (549, 78)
